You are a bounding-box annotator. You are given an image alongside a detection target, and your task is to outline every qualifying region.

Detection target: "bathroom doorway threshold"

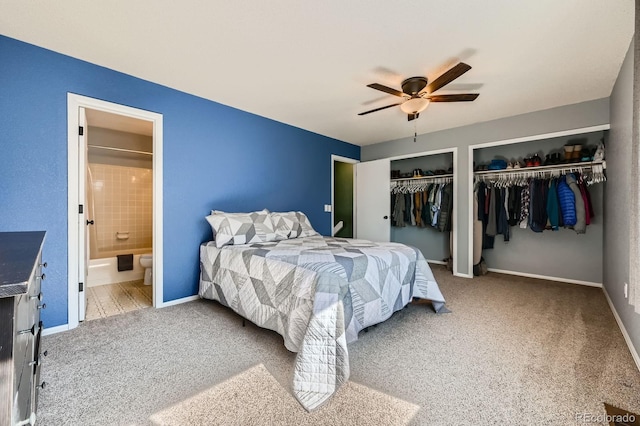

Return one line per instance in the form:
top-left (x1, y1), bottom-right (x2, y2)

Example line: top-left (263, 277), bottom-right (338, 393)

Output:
top-left (67, 93), bottom-right (164, 330)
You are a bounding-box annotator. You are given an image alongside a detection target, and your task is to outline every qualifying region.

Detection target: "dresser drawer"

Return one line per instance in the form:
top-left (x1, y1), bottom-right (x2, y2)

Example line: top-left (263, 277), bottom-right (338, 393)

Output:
top-left (0, 231), bottom-right (46, 426)
top-left (32, 324), bottom-right (43, 414)
top-left (13, 331), bottom-right (34, 424)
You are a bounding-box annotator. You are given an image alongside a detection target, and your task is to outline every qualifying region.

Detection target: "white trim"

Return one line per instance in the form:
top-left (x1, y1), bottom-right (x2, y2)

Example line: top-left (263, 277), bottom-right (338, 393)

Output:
top-left (454, 272), bottom-right (474, 279)
top-left (67, 93), bottom-right (163, 329)
top-left (468, 144), bottom-right (475, 278)
top-left (426, 259), bottom-right (447, 265)
top-left (467, 124), bottom-right (611, 283)
top-left (469, 124), bottom-right (610, 150)
top-left (602, 287), bottom-right (640, 372)
top-left (331, 155), bottom-right (359, 237)
top-left (486, 268), bottom-right (602, 287)
top-left (450, 148), bottom-right (459, 276)
top-left (385, 146), bottom-right (458, 161)
top-left (158, 295), bottom-right (200, 308)
top-left (42, 324), bottom-right (70, 336)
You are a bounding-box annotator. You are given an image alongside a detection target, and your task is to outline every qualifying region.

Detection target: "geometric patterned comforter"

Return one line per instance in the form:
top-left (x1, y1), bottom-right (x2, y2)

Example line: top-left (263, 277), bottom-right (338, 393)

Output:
top-left (199, 235), bottom-right (446, 411)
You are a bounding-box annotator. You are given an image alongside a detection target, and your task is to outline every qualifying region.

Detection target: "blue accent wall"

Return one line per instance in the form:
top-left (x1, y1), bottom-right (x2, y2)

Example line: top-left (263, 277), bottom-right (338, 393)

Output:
top-left (0, 35), bottom-right (360, 327)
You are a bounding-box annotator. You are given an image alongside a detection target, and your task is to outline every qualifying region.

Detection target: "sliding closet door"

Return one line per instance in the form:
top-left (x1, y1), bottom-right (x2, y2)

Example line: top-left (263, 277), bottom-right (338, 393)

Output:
top-left (355, 159), bottom-right (390, 242)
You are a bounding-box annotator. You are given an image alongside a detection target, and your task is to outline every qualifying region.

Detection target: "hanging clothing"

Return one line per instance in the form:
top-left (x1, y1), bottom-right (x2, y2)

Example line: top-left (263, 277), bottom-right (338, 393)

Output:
top-left (496, 188), bottom-right (510, 242)
top-left (557, 175), bottom-right (577, 227)
top-left (414, 192), bottom-right (423, 227)
top-left (391, 193), bottom-right (396, 225)
top-left (529, 179), bottom-right (547, 233)
top-left (437, 183), bottom-right (453, 232)
top-left (403, 193), bottom-right (412, 224)
top-left (421, 189), bottom-right (430, 225)
top-left (519, 183), bottom-right (530, 229)
top-left (486, 185), bottom-right (497, 237)
top-left (392, 193), bottom-right (406, 227)
top-left (546, 179), bottom-right (560, 231)
top-left (566, 174), bottom-right (586, 234)
top-left (578, 179), bottom-right (594, 226)
top-left (508, 186), bottom-right (522, 227)
top-left (476, 182), bottom-right (495, 249)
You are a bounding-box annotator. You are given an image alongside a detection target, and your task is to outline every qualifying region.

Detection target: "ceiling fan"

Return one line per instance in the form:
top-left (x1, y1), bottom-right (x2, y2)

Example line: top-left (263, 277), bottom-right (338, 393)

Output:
top-left (358, 62), bottom-right (479, 121)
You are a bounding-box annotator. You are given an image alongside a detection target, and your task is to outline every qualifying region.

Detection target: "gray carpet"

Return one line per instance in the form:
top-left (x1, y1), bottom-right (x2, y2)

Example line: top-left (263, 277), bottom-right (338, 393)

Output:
top-left (38, 266), bottom-right (640, 425)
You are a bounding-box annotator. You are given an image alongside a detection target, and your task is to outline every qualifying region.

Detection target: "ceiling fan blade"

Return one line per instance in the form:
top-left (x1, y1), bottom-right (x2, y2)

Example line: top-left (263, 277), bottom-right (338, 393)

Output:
top-left (367, 83), bottom-right (405, 97)
top-left (425, 62), bottom-right (472, 94)
top-left (427, 93), bottom-right (479, 102)
top-left (358, 103), bottom-right (402, 116)
top-left (407, 113), bottom-right (419, 121)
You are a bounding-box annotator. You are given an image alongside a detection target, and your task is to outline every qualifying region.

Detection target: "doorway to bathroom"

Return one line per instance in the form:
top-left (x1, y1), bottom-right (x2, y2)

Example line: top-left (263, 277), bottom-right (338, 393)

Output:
top-left (83, 109), bottom-right (154, 321)
top-left (67, 94), bottom-right (164, 329)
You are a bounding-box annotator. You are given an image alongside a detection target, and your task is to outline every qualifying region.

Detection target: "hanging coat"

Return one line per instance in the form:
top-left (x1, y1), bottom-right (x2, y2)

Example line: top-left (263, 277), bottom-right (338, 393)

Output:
top-left (557, 175), bottom-right (577, 227)
top-left (414, 191), bottom-right (423, 227)
top-left (546, 179), bottom-right (560, 231)
top-left (486, 185), bottom-right (497, 237)
top-left (437, 183), bottom-right (453, 232)
top-left (566, 174), bottom-right (586, 234)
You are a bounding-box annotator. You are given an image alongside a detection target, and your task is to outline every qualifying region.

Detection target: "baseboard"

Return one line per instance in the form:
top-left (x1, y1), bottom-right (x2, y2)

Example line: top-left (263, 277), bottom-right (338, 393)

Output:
top-left (453, 272), bottom-right (473, 279)
top-left (486, 268), bottom-right (602, 288)
top-left (427, 259), bottom-right (447, 265)
top-left (602, 286), bottom-right (640, 372)
top-left (43, 323), bottom-right (70, 336)
top-left (158, 295), bottom-right (200, 308)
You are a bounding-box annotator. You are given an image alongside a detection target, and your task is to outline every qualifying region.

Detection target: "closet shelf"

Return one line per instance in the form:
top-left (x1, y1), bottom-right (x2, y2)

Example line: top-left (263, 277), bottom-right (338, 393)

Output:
top-left (391, 173), bottom-right (453, 182)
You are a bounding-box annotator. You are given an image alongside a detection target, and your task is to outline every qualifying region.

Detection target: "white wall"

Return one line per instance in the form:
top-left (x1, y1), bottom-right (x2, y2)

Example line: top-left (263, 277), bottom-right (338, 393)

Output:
top-left (606, 39), bottom-right (640, 360)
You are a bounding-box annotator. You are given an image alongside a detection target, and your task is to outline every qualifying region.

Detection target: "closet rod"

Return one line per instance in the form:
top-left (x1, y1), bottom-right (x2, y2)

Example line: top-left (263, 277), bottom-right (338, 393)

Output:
top-left (88, 145), bottom-right (153, 156)
top-left (474, 161), bottom-right (606, 184)
top-left (474, 160), bottom-right (605, 176)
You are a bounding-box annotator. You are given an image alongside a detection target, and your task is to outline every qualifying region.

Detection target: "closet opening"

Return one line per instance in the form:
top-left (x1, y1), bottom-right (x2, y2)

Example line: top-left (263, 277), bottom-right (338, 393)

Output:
top-left (390, 152), bottom-right (454, 268)
top-left (471, 129), bottom-right (607, 286)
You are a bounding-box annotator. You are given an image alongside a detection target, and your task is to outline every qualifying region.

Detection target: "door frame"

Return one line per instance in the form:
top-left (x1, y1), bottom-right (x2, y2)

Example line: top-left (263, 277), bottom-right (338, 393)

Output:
top-left (331, 155), bottom-right (359, 237)
top-left (67, 93), bottom-right (164, 330)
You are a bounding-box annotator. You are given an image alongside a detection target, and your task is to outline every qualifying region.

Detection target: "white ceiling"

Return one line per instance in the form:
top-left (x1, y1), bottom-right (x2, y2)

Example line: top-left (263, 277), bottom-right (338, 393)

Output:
top-left (0, 1), bottom-right (634, 146)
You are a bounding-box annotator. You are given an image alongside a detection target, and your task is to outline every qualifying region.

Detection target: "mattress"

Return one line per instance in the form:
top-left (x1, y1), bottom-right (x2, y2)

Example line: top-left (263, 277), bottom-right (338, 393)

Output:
top-left (199, 235), bottom-right (445, 410)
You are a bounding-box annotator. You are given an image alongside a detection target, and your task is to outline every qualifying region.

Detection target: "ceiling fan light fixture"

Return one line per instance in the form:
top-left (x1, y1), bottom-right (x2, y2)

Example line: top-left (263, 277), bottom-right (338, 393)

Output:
top-left (400, 97), bottom-right (430, 114)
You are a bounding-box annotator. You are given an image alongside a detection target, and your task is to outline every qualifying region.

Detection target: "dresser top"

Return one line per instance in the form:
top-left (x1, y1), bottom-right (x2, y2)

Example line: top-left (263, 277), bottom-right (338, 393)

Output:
top-left (0, 231), bottom-right (46, 298)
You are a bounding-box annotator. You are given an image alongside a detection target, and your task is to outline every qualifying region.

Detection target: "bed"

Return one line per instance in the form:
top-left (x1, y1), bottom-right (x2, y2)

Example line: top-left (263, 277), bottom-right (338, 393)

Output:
top-left (198, 210), bottom-right (446, 411)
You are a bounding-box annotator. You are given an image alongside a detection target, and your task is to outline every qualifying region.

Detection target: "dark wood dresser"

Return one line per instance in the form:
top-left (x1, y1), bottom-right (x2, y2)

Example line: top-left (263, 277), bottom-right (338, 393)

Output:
top-left (0, 232), bottom-right (47, 426)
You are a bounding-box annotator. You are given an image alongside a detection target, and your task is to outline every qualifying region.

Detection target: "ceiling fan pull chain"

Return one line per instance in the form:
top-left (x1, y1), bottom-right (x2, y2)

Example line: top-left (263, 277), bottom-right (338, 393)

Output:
top-left (414, 120), bottom-right (417, 143)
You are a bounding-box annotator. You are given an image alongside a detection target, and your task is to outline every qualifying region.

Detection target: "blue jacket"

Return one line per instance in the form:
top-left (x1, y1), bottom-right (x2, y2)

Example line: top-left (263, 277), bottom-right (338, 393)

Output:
top-left (557, 175), bottom-right (576, 226)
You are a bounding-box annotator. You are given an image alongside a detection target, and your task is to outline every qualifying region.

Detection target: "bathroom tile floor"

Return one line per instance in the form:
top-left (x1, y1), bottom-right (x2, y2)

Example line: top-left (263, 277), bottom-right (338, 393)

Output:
top-left (85, 280), bottom-right (153, 321)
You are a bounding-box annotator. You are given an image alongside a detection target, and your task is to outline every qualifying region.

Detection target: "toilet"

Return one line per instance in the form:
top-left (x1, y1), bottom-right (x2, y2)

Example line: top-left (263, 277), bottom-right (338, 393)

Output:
top-left (139, 253), bottom-right (153, 285)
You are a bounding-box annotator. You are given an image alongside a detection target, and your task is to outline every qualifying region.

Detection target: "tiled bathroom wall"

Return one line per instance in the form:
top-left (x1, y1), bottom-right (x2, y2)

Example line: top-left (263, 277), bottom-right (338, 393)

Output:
top-left (89, 163), bottom-right (152, 257)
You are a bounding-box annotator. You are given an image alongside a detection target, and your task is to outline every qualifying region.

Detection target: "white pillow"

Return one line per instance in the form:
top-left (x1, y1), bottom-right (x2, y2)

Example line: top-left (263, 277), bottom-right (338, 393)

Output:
top-left (271, 211), bottom-right (301, 240)
top-left (206, 209), bottom-right (276, 248)
top-left (296, 211), bottom-right (319, 237)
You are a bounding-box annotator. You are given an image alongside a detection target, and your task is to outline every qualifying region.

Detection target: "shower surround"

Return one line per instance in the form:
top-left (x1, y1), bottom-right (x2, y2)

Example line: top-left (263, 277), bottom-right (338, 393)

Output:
top-left (89, 163), bottom-right (152, 259)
